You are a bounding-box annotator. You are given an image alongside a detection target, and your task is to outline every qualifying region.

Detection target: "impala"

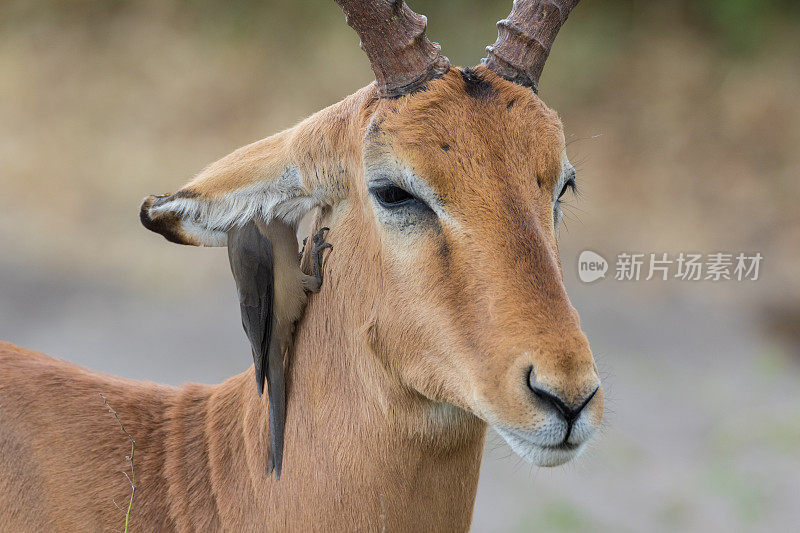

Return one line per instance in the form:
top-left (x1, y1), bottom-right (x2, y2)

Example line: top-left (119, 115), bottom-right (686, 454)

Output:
top-left (0, 0), bottom-right (603, 530)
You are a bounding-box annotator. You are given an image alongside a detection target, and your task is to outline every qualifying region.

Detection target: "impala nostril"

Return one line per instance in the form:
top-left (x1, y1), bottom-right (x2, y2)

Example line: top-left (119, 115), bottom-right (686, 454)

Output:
top-left (527, 367), bottom-right (598, 423)
top-left (532, 386), bottom-right (574, 421)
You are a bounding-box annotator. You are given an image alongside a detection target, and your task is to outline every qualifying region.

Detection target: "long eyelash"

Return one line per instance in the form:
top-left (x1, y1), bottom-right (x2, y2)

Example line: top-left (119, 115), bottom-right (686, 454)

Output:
top-left (570, 155), bottom-right (590, 172)
top-left (554, 197), bottom-right (583, 237)
top-left (560, 200), bottom-right (587, 215)
top-left (559, 202), bottom-right (585, 230)
top-left (565, 134), bottom-right (603, 149)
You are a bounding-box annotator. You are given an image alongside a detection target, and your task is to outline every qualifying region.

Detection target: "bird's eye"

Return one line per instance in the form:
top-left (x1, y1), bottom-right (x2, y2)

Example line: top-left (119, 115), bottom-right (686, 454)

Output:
top-left (371, 185), bottom-right (417, 208)
top-left (557, 178), bottom-right (576, 201)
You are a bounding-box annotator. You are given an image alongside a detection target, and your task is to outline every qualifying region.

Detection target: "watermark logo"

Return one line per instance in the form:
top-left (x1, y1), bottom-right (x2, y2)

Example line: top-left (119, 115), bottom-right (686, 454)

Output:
top-left (578, 251), bottom-right (762, 283)
top-left (578, 250), bottom-right (608, 283)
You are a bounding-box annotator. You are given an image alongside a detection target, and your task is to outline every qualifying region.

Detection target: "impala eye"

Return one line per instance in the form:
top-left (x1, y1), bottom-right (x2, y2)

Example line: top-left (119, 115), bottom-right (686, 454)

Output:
top-left (370, 185), bottom-right (418, 208)
top-left (557, 177), bottom-right (576, 201)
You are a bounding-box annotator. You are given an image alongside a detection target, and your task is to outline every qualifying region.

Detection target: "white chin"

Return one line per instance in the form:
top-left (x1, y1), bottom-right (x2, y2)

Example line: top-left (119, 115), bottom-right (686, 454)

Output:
top-left (495, 427), bottom-right (583, 467)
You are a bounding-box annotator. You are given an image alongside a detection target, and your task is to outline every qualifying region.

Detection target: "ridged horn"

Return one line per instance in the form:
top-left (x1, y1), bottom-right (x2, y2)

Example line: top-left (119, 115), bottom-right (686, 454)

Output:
top-left (334, 0), bottom-right (450, 98)
top-left (483, 0), bottom-right (580, 93)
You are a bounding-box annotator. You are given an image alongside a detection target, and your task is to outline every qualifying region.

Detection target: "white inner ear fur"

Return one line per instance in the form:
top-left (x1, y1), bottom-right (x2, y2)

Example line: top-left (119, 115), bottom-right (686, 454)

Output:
top-left (149, 166), bottom-right (322, 246)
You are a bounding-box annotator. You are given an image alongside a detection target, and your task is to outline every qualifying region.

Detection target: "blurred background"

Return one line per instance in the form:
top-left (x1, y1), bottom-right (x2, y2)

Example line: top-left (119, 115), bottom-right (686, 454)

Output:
top-left (1, 0), bottom-right (799, 531)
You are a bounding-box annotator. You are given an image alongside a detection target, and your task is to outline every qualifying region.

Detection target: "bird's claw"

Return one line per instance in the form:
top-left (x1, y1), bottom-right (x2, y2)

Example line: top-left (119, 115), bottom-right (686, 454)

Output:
top-left (311, 227), bottom-right (332, 285)
top-left (312, 227), bottom-right (330, 247)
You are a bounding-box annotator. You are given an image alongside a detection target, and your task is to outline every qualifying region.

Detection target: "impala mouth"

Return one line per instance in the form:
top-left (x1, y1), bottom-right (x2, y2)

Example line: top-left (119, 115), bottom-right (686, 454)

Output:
top-left (494, 426), bottom-right (588, 467)
top-left (541, 441), bottom-right (580, 451)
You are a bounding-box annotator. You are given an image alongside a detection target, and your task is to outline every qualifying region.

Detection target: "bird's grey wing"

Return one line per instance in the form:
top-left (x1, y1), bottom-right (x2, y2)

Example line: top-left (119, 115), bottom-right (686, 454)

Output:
top-left (227, 221), bottom-right (286, 478)
top-left (227, 221), bottom-right (274, 397)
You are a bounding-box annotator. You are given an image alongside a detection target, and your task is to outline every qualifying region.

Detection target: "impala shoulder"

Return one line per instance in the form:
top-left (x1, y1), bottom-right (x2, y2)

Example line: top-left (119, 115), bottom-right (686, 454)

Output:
top-left (0, 341), bottom-right (51, 367)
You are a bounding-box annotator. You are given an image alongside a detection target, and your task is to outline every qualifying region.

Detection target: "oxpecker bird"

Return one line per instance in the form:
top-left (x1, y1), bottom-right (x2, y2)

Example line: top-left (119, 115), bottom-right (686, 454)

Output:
top-left (227, 219), bottom-right (331, 479)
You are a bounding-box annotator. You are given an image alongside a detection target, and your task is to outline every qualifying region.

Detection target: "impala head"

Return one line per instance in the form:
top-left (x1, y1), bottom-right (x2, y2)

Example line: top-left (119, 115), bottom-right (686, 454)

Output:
top-left (140, 0), bottom-right (602, 467)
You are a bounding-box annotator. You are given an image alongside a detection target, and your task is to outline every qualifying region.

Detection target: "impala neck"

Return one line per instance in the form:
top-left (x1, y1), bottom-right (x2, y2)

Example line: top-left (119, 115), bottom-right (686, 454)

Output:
top-left (190, 209), bottom-right (486, 530)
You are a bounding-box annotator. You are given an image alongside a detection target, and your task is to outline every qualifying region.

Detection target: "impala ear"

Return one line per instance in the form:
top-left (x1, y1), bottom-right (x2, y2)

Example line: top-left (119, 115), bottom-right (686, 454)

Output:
top-left (141, 86), bottom-right (373, 246)
top-left (140, 134), bottom-right (322, 246)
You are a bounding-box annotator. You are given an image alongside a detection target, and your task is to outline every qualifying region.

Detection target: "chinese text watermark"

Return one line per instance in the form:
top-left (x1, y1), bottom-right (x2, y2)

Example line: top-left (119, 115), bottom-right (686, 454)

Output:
top-left (578, 251), bottom-right (762, 283)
